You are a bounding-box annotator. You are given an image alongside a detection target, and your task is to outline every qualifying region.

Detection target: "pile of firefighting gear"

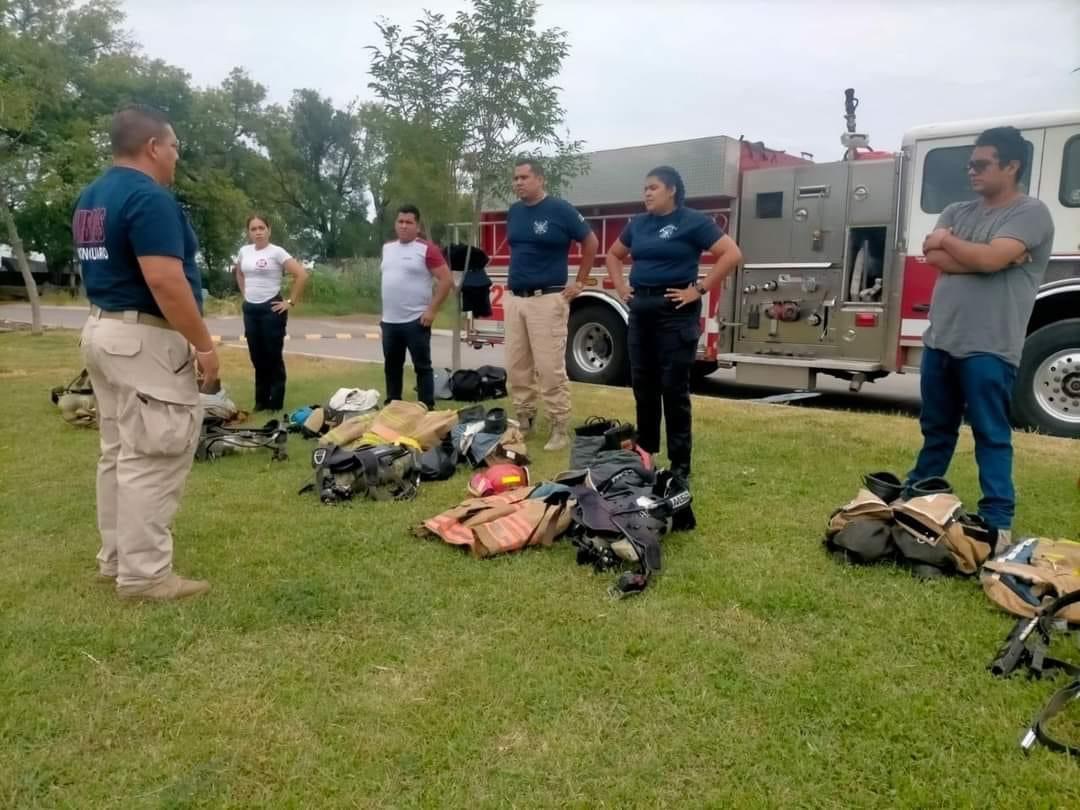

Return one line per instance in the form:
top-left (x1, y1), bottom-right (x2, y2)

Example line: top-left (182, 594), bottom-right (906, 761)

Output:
top-left (824, 471), bottom-right (1080, 758)
top-left (415, 416), bottom-right (695, 596)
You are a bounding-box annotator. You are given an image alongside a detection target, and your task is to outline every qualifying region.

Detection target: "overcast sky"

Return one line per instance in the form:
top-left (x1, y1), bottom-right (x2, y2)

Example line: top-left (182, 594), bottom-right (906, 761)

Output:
top-left (122, 0), bottom-right (1079, 161)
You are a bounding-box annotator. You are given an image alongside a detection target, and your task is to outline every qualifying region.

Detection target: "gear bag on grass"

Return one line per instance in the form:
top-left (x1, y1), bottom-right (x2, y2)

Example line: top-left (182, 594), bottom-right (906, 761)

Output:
top-left (823, 488), bottom-right (895, 565)
top-left (892, 492), bottom-right (997, 576)
top-left (301, 442), bottom-right (421, 503)
top-left (449, 367), bottom-right (507, 401)
top-left (196, 418), bottom-right (288, 462)
top-left (476, 365), bottom-right (507, 399)
top-left (981, 536), bottom-right (1080, 622)
top-left (51, 369), bottom-right (97, 427)
top-left (449, 369), bottom-right (483, 401)
top-left (569, 470), bottom-right (695, 596)
top-left (419, 435), bottom-right (459, 481)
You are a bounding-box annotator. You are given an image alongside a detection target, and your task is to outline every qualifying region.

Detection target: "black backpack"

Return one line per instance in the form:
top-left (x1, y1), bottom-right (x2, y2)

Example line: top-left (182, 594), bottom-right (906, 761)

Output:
top-left (449, 369), bottom-right (484, 401)
top-left (477, 365), bottom-right (508, 399)
top-left (419, 436), bottom-right (460, 481)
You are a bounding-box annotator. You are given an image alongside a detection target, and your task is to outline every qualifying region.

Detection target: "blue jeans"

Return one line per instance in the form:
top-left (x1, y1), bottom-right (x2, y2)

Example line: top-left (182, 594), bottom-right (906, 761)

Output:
top-left (906, 346), bottom-right (1017, 530)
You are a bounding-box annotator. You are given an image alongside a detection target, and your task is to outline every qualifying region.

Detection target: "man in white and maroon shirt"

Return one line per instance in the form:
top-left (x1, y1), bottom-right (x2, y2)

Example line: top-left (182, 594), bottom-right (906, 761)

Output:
top-left (380, 204), bottom-right (453, 408)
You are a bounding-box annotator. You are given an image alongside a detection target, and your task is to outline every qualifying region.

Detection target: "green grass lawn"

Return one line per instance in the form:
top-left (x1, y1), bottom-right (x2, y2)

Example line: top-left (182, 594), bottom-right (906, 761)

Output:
top-left (2, 331), bottom-right (1079, 808)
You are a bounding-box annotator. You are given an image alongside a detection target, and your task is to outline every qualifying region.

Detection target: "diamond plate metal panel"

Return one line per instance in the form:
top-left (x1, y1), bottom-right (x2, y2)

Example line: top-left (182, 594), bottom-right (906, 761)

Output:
top-left (563, 136), bottom-right (741, 206)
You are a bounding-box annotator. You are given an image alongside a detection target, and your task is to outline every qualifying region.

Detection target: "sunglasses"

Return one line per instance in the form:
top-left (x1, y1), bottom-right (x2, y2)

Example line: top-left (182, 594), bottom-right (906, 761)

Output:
top-left (967, 159), bottom-right (995, 174)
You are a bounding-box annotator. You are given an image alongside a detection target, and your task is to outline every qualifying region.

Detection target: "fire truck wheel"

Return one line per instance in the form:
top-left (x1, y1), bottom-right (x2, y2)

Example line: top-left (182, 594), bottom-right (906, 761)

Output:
top-left (566, 304), bottom-right (628, 386)
top-left (691, 361), bottom-right (719, 387)
top-left (1013, 318), bottom-right (1080, 438)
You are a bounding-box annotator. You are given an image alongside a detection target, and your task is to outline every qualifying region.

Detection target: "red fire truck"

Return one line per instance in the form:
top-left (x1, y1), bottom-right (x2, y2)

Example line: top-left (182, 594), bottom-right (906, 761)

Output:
top-left (461, 98), bottom-right (1080, 438)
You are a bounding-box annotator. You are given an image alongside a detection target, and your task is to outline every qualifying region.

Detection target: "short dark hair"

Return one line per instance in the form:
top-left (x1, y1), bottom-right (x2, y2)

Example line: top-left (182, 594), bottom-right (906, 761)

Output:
top-left (975, 126), bottom-right (1027, 184)
top-left (110, 104), bottom-right (173, 158)
top-left (246, 214), bottom-right (271, 230)
top-left (646, 165), bottom-right (687, 207)
top-left (397, 204), bottom-right (421, 221)
top-left (514, 158), bottom-right (545, 179)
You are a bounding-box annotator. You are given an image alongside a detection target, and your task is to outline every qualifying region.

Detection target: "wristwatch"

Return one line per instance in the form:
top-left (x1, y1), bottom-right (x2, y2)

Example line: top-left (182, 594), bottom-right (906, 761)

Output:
top-left (286, 298), bottom-right (294, 306)
top-left (694, 283), bottom-right (707, 297)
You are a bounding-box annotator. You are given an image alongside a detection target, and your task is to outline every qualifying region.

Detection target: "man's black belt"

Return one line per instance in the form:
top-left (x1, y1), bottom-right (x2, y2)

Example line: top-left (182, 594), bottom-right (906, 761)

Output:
top-left (632, 284), bottom-right (696, 296)
top-left (509, 286), bottom-right (564, 297)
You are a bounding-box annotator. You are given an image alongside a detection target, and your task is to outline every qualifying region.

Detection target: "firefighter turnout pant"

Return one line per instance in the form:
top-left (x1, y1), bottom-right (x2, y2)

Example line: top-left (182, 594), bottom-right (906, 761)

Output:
top-left (81, 310), bottom-right (202, 588)
top-left (628, 291), bottom-right (701, 474)
top-left (504, 291), bottom-right (571, 425)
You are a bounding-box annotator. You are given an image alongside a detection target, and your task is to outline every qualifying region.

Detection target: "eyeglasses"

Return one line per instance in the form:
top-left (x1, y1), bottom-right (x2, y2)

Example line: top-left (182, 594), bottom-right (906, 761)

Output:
top-left (967, 159), bottom-right (994, 174)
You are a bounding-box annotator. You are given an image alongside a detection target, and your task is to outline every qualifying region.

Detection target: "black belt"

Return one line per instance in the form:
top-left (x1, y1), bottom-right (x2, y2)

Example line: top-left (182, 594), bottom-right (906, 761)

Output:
top-left (509, 286), bottom-right (564, 297)
top-left (632, 284), bottom-right (695, 296)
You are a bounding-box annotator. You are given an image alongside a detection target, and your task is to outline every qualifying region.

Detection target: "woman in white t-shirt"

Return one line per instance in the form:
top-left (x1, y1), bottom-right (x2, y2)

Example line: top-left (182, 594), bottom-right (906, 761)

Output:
top-left (233, 214), bottom-right (309, 411)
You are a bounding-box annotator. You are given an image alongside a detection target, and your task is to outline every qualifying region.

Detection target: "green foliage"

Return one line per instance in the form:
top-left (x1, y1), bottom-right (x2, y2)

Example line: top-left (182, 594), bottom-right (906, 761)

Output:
top-left (1, 0), bottom-right (585, 308)
top-left (301, 260), bottom-right (383, 315)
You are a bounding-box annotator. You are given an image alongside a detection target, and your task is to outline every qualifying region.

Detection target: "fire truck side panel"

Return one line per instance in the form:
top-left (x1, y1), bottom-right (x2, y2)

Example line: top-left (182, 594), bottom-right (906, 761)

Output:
top-left (728, 156), bottom-right (901, 374)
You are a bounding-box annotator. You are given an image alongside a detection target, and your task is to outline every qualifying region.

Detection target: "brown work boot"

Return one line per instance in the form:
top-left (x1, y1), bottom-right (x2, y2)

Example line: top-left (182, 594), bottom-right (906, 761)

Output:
top-left (516, 413), bottom-right (535, 436)
top-left (117, 573), bottom-right (211, 602)
top-left (543, 421), bottom-right (570, 452)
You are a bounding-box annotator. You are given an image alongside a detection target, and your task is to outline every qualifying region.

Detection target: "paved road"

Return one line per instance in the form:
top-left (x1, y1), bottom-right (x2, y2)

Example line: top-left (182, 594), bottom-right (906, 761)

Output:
top-left (0, 303), bottom-right (922, 417)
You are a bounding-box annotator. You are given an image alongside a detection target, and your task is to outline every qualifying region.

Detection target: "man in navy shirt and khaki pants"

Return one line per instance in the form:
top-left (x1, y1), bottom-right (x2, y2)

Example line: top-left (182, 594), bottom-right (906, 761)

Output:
top-left (73, 105), bottom-right (217, 601)
top-left (505, 159), bottom-right (598, 451)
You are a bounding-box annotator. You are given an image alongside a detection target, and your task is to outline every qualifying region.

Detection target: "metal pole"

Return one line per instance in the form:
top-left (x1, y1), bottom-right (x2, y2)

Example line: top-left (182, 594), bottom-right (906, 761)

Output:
top-left (451, 223), bottom-right (463, 373)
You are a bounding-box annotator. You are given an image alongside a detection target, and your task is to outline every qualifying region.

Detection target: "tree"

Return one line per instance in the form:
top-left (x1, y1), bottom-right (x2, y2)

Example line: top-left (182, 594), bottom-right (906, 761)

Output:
top-left (260, 90), bottom-right (372, 260)
top-left (1, 3), bottom-right (72, 333)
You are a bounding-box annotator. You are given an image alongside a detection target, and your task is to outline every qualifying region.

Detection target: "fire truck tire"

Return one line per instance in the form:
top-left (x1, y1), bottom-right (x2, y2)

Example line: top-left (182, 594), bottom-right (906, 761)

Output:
top-left (1013, 318), bottom-right (1080, 438)
top-left (566, 304), bottom-right (628, 386)
top-left (691, 360), bottom-right (719, 386)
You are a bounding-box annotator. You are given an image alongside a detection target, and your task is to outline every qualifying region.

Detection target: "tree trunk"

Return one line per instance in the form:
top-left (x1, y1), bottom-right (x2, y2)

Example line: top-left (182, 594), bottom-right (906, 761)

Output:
top-left (0, 180), bottom-right (43, 336)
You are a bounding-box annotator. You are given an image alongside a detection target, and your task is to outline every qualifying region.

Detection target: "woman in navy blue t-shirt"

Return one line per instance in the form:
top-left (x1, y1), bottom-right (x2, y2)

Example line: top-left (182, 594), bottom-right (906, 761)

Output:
top-left (604, 166), bottom-right (742, 480)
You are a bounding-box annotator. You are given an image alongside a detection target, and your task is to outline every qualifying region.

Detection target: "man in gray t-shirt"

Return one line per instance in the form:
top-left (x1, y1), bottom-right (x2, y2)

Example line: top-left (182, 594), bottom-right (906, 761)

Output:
top-left (907, 126), bottom-right (1055, 537)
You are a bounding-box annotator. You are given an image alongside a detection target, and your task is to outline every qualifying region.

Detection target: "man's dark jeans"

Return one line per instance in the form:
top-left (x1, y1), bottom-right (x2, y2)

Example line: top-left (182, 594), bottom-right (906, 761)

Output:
top-left (381, 318), bottom-right (434, 409)
top-left (906, 346), bottom-right (1018, 530)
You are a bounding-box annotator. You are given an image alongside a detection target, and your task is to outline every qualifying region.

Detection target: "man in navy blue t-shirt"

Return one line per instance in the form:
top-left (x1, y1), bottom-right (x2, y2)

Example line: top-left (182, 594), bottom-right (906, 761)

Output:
top-left (73, 104), bottom-right (216, 602)
top-left (505, 158), bottom-right (598, 451)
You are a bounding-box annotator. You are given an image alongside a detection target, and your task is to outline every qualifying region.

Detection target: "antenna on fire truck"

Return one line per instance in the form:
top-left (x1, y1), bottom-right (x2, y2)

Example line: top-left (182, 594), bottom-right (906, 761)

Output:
top-left (841, 87), bottom-right (870, 160)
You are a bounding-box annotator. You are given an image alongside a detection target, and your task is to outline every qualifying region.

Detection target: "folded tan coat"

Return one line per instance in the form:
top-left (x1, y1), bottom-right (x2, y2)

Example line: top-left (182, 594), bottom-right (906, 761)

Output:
top-left (826, 488), bottom-right (893, 538)
top-left (319, 402), bottom-right (458, 450)
top-left (893, 493), bottom-right (993, 575)
top-left (981, 537), bottom-right (1080, 622)
top-left (417, 489), bottom-right (574, 559)
top-left (370, 401), bottom-right (458, 450)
